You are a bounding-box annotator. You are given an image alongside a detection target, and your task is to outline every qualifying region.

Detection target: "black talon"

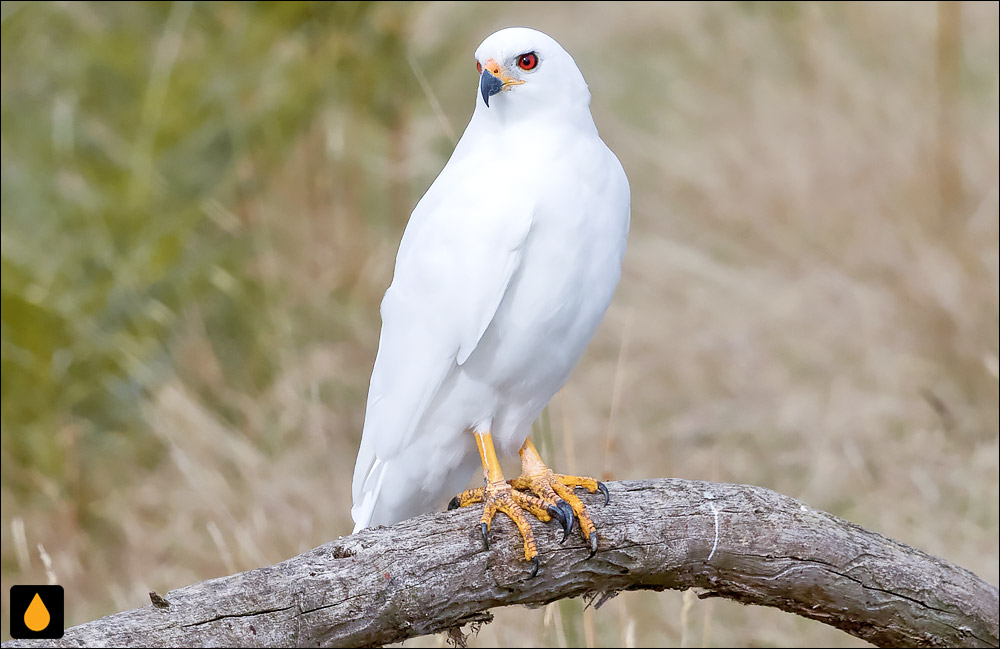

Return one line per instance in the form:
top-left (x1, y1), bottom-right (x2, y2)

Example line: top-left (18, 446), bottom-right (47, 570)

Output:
top-left (448, 496), bottom-right (461, 511)
top-left (556, 500), bottom-right (575, 543)
top-left (528, 555), bottom-right (540, 579)
top-left (588, 531), bottom-right (598, 558)
top-left (480, 522), bottom-right (490, 549)
top-left (597, 481), bottom-right (610, 506)
top-left (546, 504), bottom-right (567, 529)
top-left (547, 503), bottom-right (573, 543)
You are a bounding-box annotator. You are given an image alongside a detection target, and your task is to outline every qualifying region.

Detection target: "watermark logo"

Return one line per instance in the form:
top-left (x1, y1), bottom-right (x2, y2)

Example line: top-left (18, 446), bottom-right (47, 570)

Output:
top-left (9, 585), bottom-right (64, 639)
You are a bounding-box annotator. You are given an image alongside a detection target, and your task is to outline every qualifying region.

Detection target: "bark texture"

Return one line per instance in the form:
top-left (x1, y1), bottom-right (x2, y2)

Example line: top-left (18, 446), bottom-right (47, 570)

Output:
top-left (3, 479), bottom-right (997, 648)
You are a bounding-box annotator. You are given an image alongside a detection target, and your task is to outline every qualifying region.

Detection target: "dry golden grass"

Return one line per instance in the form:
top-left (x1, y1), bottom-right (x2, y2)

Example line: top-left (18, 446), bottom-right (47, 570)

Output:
top-left (2, 2), bottom-right (997, 647)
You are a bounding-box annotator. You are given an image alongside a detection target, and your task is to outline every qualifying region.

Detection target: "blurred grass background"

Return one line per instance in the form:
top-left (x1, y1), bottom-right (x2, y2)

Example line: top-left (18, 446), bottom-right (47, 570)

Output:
top-left (1, 1), bottom-right (997, 646)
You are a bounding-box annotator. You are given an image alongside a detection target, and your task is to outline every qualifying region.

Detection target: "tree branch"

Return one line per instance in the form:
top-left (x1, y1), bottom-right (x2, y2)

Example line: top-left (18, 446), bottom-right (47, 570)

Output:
top-left (3, 479), bottom-right (996, 648)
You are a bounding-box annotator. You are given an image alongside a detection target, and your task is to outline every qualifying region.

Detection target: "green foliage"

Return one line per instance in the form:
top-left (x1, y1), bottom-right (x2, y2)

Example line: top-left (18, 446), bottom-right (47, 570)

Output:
top-left (1, 1), bottom-right (415, 502)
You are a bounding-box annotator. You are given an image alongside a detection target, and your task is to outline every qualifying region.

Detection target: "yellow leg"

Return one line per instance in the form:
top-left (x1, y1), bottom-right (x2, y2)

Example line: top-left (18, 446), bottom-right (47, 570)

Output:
top-left (448, 435), bottom-right (609, 566)
top-left (448, 432), bottom-right (553, 576)
top-left (509, 438), bottom-right (608, 556)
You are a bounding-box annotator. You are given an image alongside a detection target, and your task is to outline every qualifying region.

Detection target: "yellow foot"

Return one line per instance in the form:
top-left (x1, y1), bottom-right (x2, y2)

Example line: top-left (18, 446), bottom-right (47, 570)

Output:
top-left (448, 432), bottom-right (609, 577)
top-left (448, 470), bottom-right (609, 559)
top-left (449, 480), bottom-right (554, 578)
top-left (508, 469), bottom-right (609, 556)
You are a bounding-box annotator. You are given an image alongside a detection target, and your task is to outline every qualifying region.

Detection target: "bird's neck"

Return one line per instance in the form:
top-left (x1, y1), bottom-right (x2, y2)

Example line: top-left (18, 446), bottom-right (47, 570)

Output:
top-left (471, 101), bottom-right (598, 138)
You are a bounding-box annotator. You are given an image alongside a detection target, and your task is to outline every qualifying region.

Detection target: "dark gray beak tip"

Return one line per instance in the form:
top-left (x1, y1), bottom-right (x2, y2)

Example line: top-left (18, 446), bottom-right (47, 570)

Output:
top-left (480, 70), bottom-right (504, 108)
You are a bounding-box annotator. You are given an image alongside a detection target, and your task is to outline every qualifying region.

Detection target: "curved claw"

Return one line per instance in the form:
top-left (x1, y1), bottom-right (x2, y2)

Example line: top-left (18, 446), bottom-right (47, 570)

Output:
top-left (528, 555), bottom-right (540, 579)
top-left (547, 502), bottom-right (574, 543)
top-left (597, 481), bottom-right (610, 506)
top-left (546, 504), bottom-right (567, 530)
top-left (588, 531), bottom-right (598, 558)
top-left (480, 522), bottom-right (490, 549)
top-left (555, 500), bottom-right (575, 544)
top-left (448, 496), bottom-right (461, 511)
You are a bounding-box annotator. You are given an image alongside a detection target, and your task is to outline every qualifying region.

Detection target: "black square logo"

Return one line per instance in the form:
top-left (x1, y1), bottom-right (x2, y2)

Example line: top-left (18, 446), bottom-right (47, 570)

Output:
top-left (9, 585), bottom-right (64, 639)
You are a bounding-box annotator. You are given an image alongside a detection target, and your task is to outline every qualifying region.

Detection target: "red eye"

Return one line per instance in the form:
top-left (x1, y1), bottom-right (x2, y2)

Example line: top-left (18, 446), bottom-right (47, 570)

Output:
top-left (517, 52), bottom-right (538, 71)
top-left (476, 60), bottom-right (483, 74)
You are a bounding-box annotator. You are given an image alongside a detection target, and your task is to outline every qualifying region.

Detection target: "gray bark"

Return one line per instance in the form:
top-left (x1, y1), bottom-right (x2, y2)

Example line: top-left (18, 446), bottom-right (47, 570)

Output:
top-left (3, 479), bottom-right (997, 648)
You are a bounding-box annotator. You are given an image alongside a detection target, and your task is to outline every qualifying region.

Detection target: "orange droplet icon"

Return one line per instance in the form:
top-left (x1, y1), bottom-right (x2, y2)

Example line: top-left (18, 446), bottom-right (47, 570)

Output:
top-left (24, 592), bottom-right (51, 632)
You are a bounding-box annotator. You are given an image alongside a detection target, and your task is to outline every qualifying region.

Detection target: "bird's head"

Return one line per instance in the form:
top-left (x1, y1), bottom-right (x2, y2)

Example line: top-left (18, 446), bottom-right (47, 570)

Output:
top-left (473, 27), bottom-right (591, 117)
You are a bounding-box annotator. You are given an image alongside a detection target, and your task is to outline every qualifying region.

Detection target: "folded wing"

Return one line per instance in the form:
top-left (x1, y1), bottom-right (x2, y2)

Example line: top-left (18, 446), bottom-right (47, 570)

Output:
top-left (351, 169), bottom-right (534, 530)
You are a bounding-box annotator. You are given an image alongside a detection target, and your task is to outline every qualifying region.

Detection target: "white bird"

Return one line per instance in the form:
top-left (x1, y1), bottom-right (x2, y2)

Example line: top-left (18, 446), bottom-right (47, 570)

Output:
top-left (351, 26), bottom-right (630, 573)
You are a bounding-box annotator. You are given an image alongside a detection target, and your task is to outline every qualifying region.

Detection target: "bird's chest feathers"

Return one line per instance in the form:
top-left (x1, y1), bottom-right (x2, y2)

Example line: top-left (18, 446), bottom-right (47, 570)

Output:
top-left (461, 132), bottom-right (619, 320)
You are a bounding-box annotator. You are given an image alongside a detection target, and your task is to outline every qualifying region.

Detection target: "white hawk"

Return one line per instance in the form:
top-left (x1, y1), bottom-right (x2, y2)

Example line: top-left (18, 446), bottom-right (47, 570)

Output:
top-left (351, 26), bottom-right (630, 575)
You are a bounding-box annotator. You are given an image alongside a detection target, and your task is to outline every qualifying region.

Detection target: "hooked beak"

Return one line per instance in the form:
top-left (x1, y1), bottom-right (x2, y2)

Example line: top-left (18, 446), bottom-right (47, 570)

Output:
top-left (479, 58), bottom-right (524, 108)
top-left (480, 70), bottom-right (504, 107)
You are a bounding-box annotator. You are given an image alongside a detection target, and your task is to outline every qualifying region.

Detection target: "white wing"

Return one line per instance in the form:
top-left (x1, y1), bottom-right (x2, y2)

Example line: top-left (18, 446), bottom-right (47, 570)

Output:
top-left (351, 154), bottom-right (534, 530)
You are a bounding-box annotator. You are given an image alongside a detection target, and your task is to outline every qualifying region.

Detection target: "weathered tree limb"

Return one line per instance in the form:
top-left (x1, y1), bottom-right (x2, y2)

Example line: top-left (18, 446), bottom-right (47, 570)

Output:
top-left (3, 479), bottom-right (996, 648)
